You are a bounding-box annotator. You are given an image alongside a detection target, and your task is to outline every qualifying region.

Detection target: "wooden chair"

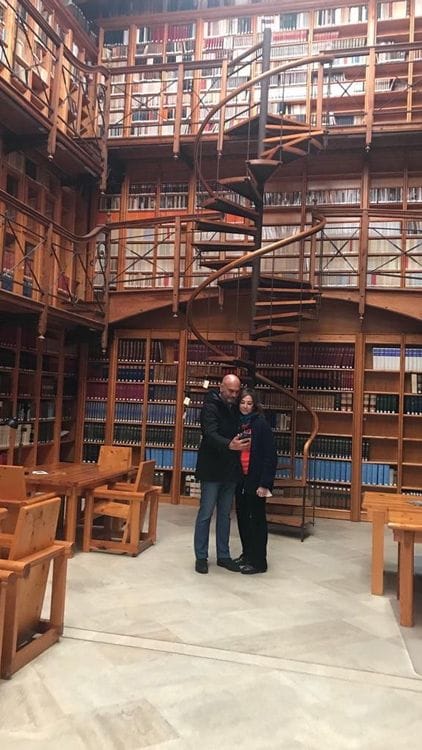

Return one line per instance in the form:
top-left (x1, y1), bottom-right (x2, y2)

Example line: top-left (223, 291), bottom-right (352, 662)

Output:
top-left (0, 465), bottom-right (56, 534)
top-left (0, 496), bottom-right (72, 678)
top-left (98, 445), bottom-right (133, 471)
top-left (82, 460), bottom-right (160, 556)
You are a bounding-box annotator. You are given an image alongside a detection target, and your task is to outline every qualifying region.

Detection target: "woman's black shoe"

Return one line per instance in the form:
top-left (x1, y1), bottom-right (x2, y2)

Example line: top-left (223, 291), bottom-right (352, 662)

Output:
top-left (233, 554), bottom-right (247, 565)
top-left (240, 564), bottom-right (267, 574)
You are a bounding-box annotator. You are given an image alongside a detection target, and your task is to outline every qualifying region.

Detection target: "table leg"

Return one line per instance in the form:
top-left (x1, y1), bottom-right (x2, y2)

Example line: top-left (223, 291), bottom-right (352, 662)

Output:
top-left (64, 489), bottom-right (78, 544)
top-left (371, 510), bottom-right (386, 595)
top-left (398, 531), bottom-right (415, 627)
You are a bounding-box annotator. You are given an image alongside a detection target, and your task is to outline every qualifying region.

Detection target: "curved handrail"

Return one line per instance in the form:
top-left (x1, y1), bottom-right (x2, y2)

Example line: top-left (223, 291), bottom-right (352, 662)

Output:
top-left (186, 215), bottom-right (325, 485)
top-left (193, 52), bottom-right (333, 199)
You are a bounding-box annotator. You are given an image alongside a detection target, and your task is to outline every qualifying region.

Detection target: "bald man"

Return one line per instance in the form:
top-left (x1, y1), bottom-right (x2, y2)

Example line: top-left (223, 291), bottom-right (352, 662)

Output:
top-left (194, 374), bottom-right (251, 574)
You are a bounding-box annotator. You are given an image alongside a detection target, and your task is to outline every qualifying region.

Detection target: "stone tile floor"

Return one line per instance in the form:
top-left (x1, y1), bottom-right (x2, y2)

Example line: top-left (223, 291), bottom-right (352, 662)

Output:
top-left (1, 506), bottom-right (422, 749)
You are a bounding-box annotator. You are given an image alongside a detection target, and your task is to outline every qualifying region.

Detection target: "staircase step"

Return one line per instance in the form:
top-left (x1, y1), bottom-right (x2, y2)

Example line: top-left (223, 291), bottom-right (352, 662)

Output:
top-left (257, 287), bottom-right (316, 298)
top-left (266, 514), bottom-right (304, 527)
top-left (192, 241), bottom-right (256, 253)
top-left (218, 175), bottom-right (262, 204)
top-left (199, 257), bottom-right (254, 270)
top-left (266, 497), bottom-right (307, 507)
top-left (265, 123), bottom-right (312, 132)
top-left (247, 159), bottom-right (280, 185)
top-left (255, 299), bottom-right (317, 309)
top-left (261, 144), bottom-right (307, 161)
top-left (196, 219), bottom-right (257, 236)
top-left (237, 339), bottom-right (271, 348)
top-left (254, 311), bottom-right (316, 322)
top-left (259, 275), bottom-right (313, 290)
top-left (273, 477), bottom-right (306, 488)
top-left (202, 196), bottom-right (258, 222)
top-left (253, 324), bottom-right (299, 336)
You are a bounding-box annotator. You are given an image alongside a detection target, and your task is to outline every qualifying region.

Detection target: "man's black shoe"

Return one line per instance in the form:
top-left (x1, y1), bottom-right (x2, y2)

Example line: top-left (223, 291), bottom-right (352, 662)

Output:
top-left (217, 558), bottom-right (241, 572)
top-left (195, 559), bottom-right (208, 574)
top-left (240, 563), bottom-right (267, 574)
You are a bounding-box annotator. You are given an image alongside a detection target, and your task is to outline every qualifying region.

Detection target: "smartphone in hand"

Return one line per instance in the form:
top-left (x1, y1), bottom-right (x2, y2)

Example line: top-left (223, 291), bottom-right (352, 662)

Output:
top-left (237, 431), bottom-right (250, 441)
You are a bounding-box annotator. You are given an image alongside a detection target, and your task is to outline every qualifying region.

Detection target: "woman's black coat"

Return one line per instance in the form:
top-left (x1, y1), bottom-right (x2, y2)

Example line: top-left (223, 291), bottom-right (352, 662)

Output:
top-left (244, 413), bottom-right (278, 490)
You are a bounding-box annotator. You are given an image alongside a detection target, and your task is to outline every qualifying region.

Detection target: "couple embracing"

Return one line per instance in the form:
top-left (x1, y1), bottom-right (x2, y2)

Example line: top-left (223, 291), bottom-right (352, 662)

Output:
top-left (193, 374), bottom-right (278, 575)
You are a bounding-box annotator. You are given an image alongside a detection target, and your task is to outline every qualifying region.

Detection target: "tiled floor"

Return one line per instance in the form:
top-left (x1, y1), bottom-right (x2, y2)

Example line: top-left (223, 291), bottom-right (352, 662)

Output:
top-left (1, 505), bottom-right (422, 749)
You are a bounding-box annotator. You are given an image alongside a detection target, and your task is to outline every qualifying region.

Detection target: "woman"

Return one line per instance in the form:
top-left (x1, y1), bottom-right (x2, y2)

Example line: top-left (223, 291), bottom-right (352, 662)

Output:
top-left (234, 388), bottom-right (278, 574)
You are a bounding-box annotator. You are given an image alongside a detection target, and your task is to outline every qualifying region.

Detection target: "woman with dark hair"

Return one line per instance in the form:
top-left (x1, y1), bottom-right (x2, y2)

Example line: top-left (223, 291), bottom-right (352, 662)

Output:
top-left (234, 388), bottom-right (278, 574)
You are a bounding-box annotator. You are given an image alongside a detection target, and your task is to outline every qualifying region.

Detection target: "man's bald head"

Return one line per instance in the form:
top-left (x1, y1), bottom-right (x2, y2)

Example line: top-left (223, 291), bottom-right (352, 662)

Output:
top-left (220, 374), bottom-right (241, 404)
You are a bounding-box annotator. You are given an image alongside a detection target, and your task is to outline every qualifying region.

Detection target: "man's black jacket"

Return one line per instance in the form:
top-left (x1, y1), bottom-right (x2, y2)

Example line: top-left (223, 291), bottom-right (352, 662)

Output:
top-left (195, 390), bottom-right (241, 483)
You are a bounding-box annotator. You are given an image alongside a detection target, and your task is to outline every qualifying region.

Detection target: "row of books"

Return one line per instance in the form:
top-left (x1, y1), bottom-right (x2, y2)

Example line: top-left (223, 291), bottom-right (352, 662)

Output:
top-left (82, 444), bottom-right (101, 463)
top-left (363, 394), bottom-right (399, 414)
top-left (265, 392), bottom-right (353, 412)
top-left (371, 347), bottom-right (401, 370)
top-left (116, 367), bottom-right (149, 382)
top-left (404, 396), bottom-right (422, 414)
top-left (114, 402), bottom-right (143, 422)
top-left (39, 401), bottom-right (55, 419)
top-left (255, 370), bottom-right (294, 388)
top-left (181, 449), bottom-right (197, 471)
top-left (115, 383), bottom-right (144, 401)
top-left (151, 364), bottom-right (178, 382)
top-left (146, 426), bottom-right (175, 445)
top-left (297, 371), bottom-right (354, 390)
top-left (145, 446), bottom-right (174, 469)
top-left (267, 412), bottom-right (292, 431)
top-left (84, 423), bottom-right (106, 443)
top-left (147, 403), bottom-right (177, 423)
top-left (183, 427), bottom-right (202, 448)
top-left (308, 459), bottom-right (352, 483)
top-left (361, 463), bottom-right (396, 486)
top-left (0, 372), bottom-right (11, 392)
top-left (310, 484), bottom-right (351, 511)
top-left (86, 382), bottom-right (108, 400)
top-left (113, 425), bottom-right (142, 444)
top-left (184, 407), bottom-right (202, 426)
top-left (410, 373), bottom-right (422, 394)
top-left (38, 423), bottom-right (54, 443)
top-left (149, 385), bottom-right (177, 402)
top-left (85, 401), bottom-right (107, 421)
top-left (1, 349), bottom-right (16, 368)
top-left (19, 352), bottom-right (37, 371)
top-left (87, 364), bottom-right (109, 380)
top-left (405, 349), bottom-right (422, 372)
top-left (117, 339), bottom-right (146, 361)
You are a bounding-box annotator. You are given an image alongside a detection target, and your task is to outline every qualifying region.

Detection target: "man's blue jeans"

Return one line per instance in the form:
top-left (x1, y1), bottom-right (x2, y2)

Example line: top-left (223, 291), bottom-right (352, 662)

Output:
top-left (194, 481), bottom-right (236, 560)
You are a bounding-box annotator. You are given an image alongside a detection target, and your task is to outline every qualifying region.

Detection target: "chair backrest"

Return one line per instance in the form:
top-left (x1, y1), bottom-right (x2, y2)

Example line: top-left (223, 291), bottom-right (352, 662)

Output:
top-left (8, 496), bottom-right (61, 561)
top-left (132, 460), bottom-right (156, 492)
top-left (98, 445), bottom-right (132, 472)
top-left (0, 465), bottom-right (27, 501)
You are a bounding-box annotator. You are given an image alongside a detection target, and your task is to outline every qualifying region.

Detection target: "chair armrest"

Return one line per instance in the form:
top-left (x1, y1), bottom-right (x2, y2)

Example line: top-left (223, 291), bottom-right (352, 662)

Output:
top-left (0, 560), bottom-right (30, 577)
top-left (26, 491), bottom-right (58, 503)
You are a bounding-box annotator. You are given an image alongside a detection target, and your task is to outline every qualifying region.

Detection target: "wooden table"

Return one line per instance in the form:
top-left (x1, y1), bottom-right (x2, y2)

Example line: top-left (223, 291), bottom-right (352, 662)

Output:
top-left (25, 463), bottom-right (135, 544)
top-left (362, 491), bottom-right (422, 595)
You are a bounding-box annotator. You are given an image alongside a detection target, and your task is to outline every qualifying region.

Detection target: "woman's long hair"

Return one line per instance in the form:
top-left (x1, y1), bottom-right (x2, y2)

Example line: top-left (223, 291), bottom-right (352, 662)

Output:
top-left (239, 388), bottom-right (263, 414)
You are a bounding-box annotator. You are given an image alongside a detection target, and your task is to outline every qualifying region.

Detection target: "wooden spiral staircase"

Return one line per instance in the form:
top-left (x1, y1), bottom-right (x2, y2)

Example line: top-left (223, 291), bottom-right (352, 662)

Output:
top-left (187, 51), bottom-right (333, 539)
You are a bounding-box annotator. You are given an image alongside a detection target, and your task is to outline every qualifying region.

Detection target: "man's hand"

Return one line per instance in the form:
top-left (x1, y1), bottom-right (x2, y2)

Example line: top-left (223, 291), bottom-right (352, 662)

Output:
top-left (229, 436), bottom-right (251, 451)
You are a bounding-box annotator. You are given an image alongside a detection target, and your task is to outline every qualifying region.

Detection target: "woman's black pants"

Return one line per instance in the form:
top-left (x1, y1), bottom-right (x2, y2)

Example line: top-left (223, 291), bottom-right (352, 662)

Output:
top-left (235, 478), bottom-right (268, 571)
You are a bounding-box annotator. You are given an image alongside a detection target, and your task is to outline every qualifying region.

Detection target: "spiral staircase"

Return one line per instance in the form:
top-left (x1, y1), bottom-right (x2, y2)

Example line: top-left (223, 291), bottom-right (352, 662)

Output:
top-left (186, 52), bottom-right (332, 539)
